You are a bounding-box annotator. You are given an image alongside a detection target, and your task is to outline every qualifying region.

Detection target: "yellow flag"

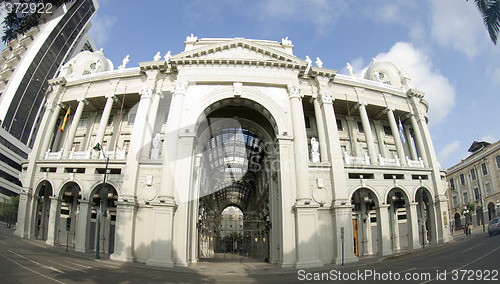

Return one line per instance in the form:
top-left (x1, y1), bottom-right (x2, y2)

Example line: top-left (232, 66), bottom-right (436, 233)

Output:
top-left (59, 107), bottom-right (70, 133)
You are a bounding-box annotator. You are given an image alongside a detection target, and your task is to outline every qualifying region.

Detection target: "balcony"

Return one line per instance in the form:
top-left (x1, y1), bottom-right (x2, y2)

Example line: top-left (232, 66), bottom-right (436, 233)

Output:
top-left (44, 148), bottom-right (127, 160)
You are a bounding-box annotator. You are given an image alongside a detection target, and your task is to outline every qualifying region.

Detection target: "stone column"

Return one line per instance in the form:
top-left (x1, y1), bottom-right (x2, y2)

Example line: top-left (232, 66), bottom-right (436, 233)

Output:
top-left (160, 80), bottom-right (189, 201)
top-left (146, 203), bottom-right (175, 267)
top-left (93, 94), bottom-right (116, 157)
top-left (143, 91), bottom-right (164, 159)
top-left (62, 98), bottom-right (87, 158)
top-left (406, 203), bottom-right (421, 250)
top-left (75, 200), bottom-right (91, 253)
top-left (39, 102), bottom-right (62, 157)
top-left (385, 107), bottom-right (407, 166)
top-left (404, 126), bottom-right (417, 160)
top-left (345, 117), bottom-right (360, 156)
top-left (373, 120), bottom-right (387, 158)
top-left (110, 201), bottom-right (137, 262)
top-left (357, 102), bottom-right (378, 165)
top-left (409, 114), bottom-right (428, 167)
top-left (311, 96), bottom-right (328, 162)
top-left (332, 205), bottom-right (357, 264)
top-left (389, 203), bottom-right (400, 251)
top-left (287, 85), bottom-right (311, 203)
top-left (15, 189), bottom-right (32, 238)
top-left (46, 196), bottom-right (61, 246)
top-left (377, 204), bottom-right (392, 256)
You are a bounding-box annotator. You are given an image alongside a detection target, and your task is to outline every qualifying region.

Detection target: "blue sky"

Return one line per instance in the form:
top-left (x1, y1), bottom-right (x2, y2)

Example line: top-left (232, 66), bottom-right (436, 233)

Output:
top-left (4, 0), bottom-right (498, 169)
top-left (87, 0), bottom-right (500, 169)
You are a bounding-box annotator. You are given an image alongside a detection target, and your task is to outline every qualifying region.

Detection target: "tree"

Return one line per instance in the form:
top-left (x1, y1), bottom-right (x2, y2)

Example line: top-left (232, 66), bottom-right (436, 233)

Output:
top-left (469, 0), bottom-right (500, 44)
top-left (1, 0), bottom-right (72, 43)
top-left (0, 195), bottom-right (19, 227)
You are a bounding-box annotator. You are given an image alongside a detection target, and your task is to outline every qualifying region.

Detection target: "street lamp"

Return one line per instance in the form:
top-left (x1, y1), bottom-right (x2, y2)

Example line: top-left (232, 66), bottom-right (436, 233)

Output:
top-left (93, 143), bottom-right (109, 259)
top-left (463, 206), bottom-right (470, 235)
top-left (474, 160), bottom-right (486, 233)
top-left (497, 200), bottom-right (499, 217)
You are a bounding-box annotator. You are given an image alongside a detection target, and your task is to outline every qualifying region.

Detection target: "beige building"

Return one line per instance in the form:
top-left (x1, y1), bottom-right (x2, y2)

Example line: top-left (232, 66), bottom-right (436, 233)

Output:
top-left (446, 140), bottom-right (500, 230)
top-left (15, 36), bottom-right (451, 268)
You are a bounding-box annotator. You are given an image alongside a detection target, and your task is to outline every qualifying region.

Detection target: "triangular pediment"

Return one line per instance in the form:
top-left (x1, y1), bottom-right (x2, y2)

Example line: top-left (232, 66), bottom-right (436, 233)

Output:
top-left (171, 38), bottom-right (306, 65)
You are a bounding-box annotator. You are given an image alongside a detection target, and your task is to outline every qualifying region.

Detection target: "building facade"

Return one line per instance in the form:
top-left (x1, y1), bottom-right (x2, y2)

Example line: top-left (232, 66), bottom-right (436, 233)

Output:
top-left (446, 141), bottom-right (500, 230)
top-left (16, 36), bottom-right (451, 268)
top-left (0, 0), bottom-right (98, 201)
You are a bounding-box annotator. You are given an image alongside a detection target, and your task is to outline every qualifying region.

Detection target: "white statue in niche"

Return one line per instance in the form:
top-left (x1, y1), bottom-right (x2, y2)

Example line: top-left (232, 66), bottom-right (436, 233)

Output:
top-left (153, 51), bottom-right (161, 61)
top-left (151, 133), bottom-right (161, 159)
top-left (311, 137), bottom-right (320, 163)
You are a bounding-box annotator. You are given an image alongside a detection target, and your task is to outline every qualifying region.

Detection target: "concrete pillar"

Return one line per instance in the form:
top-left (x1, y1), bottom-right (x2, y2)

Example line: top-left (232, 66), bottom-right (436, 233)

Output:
top-left (146, 203), bottom-right (175, 267)
top-left (406, 203), bottom-right (421, 250)
top-left (386, 107), bottom-right (407, 166)
top-left (294, 205), bottom-right (322, 268)
top-left (373, 120), bottom-right (387, 158)
top-left (404, 125), bottom-right (417, 160)
top-left (160, 80), bottom-right (189, 201)
top-left (110, 201), bottom-right (137, 262)
top-left (377, 204), bottom-right (392, 256)
top-left (93, 94), bottom-right (116, 157)
top-left (40, 103), bottom-right (62, 157)
top-left (410, 114), bottom-right (428, 167)
top-left (332, 205), bottom-right (357, 264)
top-left (357, 102), bottom-right (378, 165)
top-left (287, 85), bottom-right (310, 203)
top-left (75, 200), bottom-right (91, 253)
top-left (345, 117), bottom-right (360, 156)
top-left (389, 202), bottom-right (400, 251)
top-left (15, 189), bottom-right (32, 238)
top-left (46, 197), bottom-right (61, 246)
top-left (62, 98), bottom-right (87, 158)
top-left (311, 96), bottom-right (328, 162)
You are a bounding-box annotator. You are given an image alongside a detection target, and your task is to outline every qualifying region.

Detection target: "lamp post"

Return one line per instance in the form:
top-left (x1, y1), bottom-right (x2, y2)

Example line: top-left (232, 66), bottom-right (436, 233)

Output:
top-left (496, 200), bottom-right (499, 217)
top-left (463, 206), bottom-right (470, 235)
top-left (474, 160), bottom-right (486, 232)
top-left (93, 143), bottom-right (109, 259)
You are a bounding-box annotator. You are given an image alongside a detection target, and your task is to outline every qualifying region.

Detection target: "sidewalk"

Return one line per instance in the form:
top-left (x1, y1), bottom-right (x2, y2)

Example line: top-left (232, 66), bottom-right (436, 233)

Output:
top-left (0, 223), bottom-right (488, 277)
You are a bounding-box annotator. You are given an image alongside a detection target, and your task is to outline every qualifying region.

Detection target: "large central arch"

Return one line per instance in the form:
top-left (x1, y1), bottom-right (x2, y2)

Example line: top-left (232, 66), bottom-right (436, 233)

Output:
top-left (190, 98), bottom-right (280, 263)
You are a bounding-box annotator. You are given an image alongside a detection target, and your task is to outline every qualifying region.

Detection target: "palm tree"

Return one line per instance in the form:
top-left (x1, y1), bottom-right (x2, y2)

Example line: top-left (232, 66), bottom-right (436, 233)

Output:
top-left (469, 0), bottom-right (500, 44)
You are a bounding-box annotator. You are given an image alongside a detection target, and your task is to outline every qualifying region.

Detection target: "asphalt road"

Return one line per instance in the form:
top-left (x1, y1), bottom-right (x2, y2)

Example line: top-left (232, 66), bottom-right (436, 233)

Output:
top-left (0, 225), bottom-right (498, 284)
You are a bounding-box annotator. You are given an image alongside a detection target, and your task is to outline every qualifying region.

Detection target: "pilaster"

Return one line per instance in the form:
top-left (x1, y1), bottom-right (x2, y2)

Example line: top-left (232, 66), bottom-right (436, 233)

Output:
top-left (46, 196), bottom-right (61, 246)
top-left (294, 205), bottom-right (323, 268)
top-left (75, 200), bottom-right (92, 253)
top-left (146, 202), bottom-right (176, 267)
top-left (110, 201), bottom-right (137, 262)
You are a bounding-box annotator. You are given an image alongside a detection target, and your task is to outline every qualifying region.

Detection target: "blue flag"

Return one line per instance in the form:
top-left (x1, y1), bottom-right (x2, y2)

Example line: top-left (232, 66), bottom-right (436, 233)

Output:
top-left (398, 118), bottom-right (406, 144)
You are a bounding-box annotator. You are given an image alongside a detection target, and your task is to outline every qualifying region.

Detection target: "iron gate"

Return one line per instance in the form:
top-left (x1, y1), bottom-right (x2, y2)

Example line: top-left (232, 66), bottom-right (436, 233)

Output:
top-left (198, 219), bottom-right (270, 262)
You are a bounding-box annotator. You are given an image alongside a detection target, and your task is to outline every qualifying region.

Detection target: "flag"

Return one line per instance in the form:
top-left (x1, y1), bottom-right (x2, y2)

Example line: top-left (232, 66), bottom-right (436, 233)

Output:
top-left (59, 107), bottom-right (70, 133)
top-left (398, 118), bottom-right (406, 144)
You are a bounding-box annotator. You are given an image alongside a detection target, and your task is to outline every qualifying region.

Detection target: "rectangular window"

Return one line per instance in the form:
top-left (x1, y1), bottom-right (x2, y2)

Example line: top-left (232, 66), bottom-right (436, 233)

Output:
top-left (485, 183), bottom-right (492, 196)
top-left (357, 121), bottom-right (364, 133)
top-left (471, 168), bottom-right (476, 180)
top-left (336, 119), bottom-right (343, 131)
top-left (474, 188), bottom-right (480, 201)
top-left (452, 196), bottom-right (458, 208)
top-left (383, 125), bottom-right (392, 136)
top-left (463, 192), bottom-right (469, 203)
top-left (128, 113), bottom-right (136, 125)
top-left (72, 142), bottom-right (80, 151)
top-left (481, 163), bottom-right (488, 175)
top-left (449, 178), bottom-right (455, 190)
top-left (78, 117), bottom-right (87, 128)
top-left (304, 116), bottom-right (311, 128)
top-left (460, 174), bottom-right (465, 185)
top-left (107, 115), bottom-right (114, 127)
top-left (496, 155), bottom-right (500, 168)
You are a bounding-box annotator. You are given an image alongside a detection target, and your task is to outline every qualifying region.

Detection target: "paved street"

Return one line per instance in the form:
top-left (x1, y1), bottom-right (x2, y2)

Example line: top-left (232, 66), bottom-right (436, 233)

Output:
top-left (0, 225), bottom-right (498, 283)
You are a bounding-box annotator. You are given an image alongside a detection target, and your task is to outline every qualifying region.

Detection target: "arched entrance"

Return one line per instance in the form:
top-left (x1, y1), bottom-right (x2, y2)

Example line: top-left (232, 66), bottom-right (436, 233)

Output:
top-left (58, 182), bottom-right (82, 247)
top-left (488, 202), bottom-right (496, 221)
top-left (34, 181), bottom-right (52, 240)
top-left (89, 183), bottom-right (118, 254)
top-left (454, 213), bottom-right (461, 229)
top-left (351, 188), bottom-right (379, 256)
top-left (193, 99), bottom-right (278, 263)
top-left (386, 188), bottom-right (410, 251)
top-left (415, 187), bottom-right (435, 246)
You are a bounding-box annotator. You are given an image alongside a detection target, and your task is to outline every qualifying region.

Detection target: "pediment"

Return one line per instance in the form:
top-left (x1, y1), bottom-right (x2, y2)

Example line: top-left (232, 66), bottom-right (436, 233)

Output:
top-left (172, 38), bottom-right (306, 65)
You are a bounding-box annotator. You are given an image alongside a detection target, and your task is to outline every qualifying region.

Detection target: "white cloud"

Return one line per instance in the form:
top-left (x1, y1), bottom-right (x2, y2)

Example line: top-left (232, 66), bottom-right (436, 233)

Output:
top-left (373, 42), bottom-right (456, 124)
top-left (429, 0), bottom-right (489, 57)
top-left (480, 135), bottom-right (497, 143)
top-left (89, 14), bottom-right (117, 47)
top-left (438, 140), bottom-right (460, 167)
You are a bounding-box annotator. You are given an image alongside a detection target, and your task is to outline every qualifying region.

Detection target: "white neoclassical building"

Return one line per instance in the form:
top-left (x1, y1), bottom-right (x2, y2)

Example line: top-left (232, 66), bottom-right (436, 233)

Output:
top-left (16, 36), bottom-right (451, 268)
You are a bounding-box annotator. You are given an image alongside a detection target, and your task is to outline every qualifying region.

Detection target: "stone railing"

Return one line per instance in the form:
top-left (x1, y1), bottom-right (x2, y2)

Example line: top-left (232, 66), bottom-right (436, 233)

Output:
top-left (407, 157), bottom-right (424, 168)
top-left (44, 148), bottom-right (126, 160)
top-left (44, 148), bottom-right (62, 160)
top-left (343, 152), bottom-right (370, 165)
top-left (100, 150), bottom-right (126, 160)
top-left (68, 148), bottom-right (92, 159)
top-left (379, 154), bottom-right (401, 166)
